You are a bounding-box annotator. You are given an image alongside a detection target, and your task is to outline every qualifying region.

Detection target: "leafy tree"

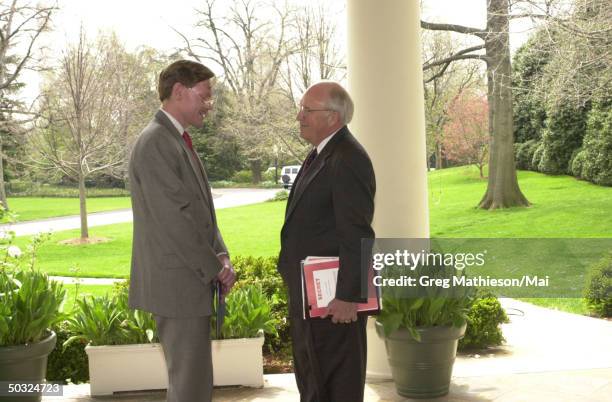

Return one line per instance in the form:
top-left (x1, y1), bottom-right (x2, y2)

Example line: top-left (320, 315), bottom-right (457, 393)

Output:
top-left (441, 92), bottom-right (489, 178)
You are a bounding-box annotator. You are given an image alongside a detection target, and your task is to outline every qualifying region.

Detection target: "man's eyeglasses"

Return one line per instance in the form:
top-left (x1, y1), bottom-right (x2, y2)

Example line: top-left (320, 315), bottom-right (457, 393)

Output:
top-left (190, 87), bottom-right (214, 107)
top-left (298, 105), bottom-right (335, 115)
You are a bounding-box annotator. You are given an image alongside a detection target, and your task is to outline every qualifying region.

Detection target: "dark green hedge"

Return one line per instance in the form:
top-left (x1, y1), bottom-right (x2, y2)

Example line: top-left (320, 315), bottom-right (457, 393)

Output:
top-left (459, 290), bottom-right (509, 351)
top-left (584, 254), bottom-right (612, 318)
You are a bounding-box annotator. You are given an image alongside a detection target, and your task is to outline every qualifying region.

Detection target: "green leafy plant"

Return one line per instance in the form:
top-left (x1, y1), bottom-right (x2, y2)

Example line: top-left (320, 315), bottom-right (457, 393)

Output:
top-left (0, 232), bottom-right (66, 346)
top-left (214, 283), bottom-right (278, 340)
top-left (112, 280), bottom-right (158, 343)
top-left (377, 261), bottom-right (471, 341)
top-left (584, 253), bottom-right (612, 317)
top-left (459, 290), bottom-right (509, 350)
top-left (64, 295), bottom-right (127, 346)
top-left (64, 282), bottom-right (158, 347)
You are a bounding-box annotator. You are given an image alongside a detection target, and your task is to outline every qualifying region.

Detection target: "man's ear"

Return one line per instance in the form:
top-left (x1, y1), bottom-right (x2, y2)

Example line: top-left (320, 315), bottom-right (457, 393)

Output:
top-left (171, 82), bottom-right (184, 100)
top-left (329, 110), bottom-right (340, 126)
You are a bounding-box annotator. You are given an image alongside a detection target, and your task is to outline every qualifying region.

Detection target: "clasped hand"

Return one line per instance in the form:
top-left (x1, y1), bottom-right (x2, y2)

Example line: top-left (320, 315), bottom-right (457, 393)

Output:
top-left (322, 298), bottom-right (358, 324)
top-left (215, 254), bottom-right (236, 299)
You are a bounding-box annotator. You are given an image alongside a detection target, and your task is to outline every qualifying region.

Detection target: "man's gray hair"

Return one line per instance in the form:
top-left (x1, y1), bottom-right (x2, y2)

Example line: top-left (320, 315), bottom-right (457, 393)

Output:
top-left (326, 84), bottom-right (354, 125)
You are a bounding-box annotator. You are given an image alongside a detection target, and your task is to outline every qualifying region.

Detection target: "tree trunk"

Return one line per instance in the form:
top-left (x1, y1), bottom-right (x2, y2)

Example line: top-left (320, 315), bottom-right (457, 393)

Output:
top-left (435, 142), bottom-right (443, 170)
top-left (478, 0), bottom-right (529, 209)
top-left (78, 172), bottom-right (89, 239)
top-left (250, 159), bottom-right (262, 184)
top-left (0, 137), bottom-right (8, 211)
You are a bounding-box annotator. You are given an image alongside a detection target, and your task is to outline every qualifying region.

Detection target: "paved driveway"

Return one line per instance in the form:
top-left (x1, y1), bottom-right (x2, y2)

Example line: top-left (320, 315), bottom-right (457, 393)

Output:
top-left (1, 188), bottom-right (280, 237)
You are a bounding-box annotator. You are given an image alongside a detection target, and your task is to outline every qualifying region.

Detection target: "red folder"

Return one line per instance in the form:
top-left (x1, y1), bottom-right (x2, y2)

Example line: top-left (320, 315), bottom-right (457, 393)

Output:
top-left (301, 256), bottom-right (380, 319)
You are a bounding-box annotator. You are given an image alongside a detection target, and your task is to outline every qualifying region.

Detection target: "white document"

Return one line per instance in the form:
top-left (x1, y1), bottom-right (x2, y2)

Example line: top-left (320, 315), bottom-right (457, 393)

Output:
top-left (312, 268), bottom-right (339, 308)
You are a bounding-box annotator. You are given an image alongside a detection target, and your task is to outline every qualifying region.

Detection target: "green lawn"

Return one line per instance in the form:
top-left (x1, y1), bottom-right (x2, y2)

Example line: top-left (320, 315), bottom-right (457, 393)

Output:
top-left (5, 197), bottom-right (132, 222)
top-left (429, 166), bottom-right (612, 237)
top-left (13, 201), bottom-right (285, 278)
top-left (14, 167), bottom-right (612, 315)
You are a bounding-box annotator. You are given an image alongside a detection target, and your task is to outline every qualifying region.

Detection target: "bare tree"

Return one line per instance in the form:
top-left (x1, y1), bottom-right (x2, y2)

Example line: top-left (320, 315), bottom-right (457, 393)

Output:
top-left (422, 30), bottom-right (482, 171)
top-left (31, 31), bottom-right (155, 240)
top-left (272, 3), bottom-right (346, 163)
top-left (175, 0), bottom-right (298, 181)
top-left (0, 0), bottom-right (55, 210)
top-left (176, 1), bottom-right (346, 177)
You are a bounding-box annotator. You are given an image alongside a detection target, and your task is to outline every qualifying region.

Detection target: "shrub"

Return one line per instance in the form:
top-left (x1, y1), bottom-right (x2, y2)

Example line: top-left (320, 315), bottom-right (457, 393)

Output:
top-left (575, 101), bottom-right (612, 186)
top-left (262, 169), bottom-right (277, 183)
top-left (231, 170), bottom-right (253, 183)
top-left (267, 190), bottom-right (289, 202)
top-left (6, 183), bottom-right (130, 198)
top-left (47, 321), bottom-right (89, 384)
top-left (570, 147), bottom-right (587, 178)
top-left (515, 140), bottom-right (540, 171)
top-left (459, 290), bottom-right (509, 351)
top-left (531, 142), bottom-right (545, 171)
top-left (584, 254), bottom-right (612, 317)
top-left (538, 102), bottom-right (589, 175)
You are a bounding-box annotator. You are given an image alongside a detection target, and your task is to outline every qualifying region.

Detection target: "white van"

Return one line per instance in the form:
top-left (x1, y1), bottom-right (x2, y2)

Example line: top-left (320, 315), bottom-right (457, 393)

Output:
top-left (279, 165), bottom-right (301, 189)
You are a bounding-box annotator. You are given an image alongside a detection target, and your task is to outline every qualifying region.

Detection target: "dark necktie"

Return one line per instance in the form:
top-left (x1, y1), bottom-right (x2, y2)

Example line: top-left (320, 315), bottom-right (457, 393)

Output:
top-left (292, 148), bottom-right (317, 194)
top-left (302, 148), bottom-right (318, 172)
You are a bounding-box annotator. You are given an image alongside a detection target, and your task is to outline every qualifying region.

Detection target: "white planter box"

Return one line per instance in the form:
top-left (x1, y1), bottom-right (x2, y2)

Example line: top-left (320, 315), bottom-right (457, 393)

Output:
top-left (212, 336), bottom-right (265, 388)
top-left (85, 343), bottom-right (167, 396)
top-left (86, 336), bottom-right (265, 396)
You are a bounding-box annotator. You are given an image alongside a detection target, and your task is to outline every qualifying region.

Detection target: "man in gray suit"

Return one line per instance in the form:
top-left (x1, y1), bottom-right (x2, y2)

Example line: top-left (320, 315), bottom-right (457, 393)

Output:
top-left (129, 60), bottom-right (236, 402)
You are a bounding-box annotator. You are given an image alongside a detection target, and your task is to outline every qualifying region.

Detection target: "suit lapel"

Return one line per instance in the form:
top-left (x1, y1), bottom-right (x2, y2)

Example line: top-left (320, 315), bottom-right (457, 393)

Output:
top-left (284, 128), bottom-right (347, 223)
top-left (154, 110), bottom-right (213, 212)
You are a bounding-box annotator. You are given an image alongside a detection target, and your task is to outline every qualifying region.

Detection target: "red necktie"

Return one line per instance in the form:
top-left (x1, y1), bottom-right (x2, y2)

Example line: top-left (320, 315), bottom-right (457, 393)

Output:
top-left (182, 131), bottom-right (194, 151)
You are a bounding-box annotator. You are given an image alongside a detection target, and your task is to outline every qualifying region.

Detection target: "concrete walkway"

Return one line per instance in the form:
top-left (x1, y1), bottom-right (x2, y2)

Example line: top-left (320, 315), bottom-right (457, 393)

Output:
top-left (1, 188), bottom-right (279, 237)
top-left (43, 299), bottom-right (612, 401)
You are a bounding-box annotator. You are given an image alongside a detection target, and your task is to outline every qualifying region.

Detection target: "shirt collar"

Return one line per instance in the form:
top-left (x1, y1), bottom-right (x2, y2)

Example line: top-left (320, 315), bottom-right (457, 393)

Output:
top-left (160, 108), bottom-right (185, 136)
top-left (316, 127), bottom-right (341, 154)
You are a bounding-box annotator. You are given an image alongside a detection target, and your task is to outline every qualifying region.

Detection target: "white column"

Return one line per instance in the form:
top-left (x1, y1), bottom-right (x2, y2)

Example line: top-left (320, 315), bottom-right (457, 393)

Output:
top-left (347, 0), bottom-right (429, 379)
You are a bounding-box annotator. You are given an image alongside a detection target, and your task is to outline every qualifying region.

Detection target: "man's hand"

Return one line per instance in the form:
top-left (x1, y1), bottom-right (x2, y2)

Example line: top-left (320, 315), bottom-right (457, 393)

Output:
top-left (216, 254), bottom-right (236, 297)
top-left (322, 299), bottom-right (358, 324)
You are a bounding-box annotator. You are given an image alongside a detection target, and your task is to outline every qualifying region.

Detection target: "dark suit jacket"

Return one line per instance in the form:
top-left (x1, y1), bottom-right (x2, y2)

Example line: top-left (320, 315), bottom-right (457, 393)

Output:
top-left (128, 110), bottom-right (227, 318)
top-left (278, 126), bottom-right (376, 318)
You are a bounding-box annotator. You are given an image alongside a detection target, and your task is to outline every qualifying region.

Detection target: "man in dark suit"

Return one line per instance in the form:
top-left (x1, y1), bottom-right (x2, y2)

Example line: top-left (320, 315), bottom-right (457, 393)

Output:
top-left (129, 60), bottom-right (236, 402)
top-left (278, 82), bottom-right (376, 402)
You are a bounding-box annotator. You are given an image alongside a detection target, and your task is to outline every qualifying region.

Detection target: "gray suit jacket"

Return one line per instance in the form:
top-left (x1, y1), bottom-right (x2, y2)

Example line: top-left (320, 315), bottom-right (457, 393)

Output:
top-left (128, 110), bottom-right (227, 318)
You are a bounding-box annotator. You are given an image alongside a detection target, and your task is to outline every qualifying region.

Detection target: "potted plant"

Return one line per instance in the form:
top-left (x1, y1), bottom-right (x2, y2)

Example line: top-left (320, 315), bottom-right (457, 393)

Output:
top-left (66, 281), bottom-right (277, 395)
top-left (0, 233), bottom-right (66, 402)
top-left (375, 261), bottom-right (471, 399)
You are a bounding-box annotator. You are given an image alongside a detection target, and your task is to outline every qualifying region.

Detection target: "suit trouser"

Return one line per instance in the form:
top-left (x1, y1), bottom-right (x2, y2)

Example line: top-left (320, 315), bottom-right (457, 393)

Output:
top-left (290, 315), bottom-right (368, 402)
top-left (154, 315), bottom-right (212, 402)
